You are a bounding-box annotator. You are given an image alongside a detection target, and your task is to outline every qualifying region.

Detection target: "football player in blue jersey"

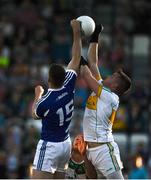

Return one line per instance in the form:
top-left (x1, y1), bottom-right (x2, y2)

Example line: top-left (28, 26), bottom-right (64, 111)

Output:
top-left (31, 19), bottom-right (82, 179)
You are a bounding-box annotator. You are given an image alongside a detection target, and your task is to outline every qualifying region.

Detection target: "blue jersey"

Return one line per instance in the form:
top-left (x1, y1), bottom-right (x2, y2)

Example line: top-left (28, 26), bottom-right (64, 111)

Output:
top-left (34, 69), bottom-right (77, 142)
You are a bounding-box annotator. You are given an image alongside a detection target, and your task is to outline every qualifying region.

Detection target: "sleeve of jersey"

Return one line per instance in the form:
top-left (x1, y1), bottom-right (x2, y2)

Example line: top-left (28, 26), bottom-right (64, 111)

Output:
top-left (97, 79), bottom-right (103, 97)
top-left (34, 95), bottom-right (50, 118)
top-left (112, 101), bottom-right (119, 111)
top-left (63, 69), bottom-right (77, 92)
top-left (110, 100), bottom-right (119, 123)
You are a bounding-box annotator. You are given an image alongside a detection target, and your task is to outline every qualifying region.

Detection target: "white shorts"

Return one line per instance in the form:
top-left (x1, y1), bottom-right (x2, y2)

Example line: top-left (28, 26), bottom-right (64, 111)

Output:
top-left (87, 141), bottom-right (123, 177)
top-left (33, 138), bottom-right (71, 173)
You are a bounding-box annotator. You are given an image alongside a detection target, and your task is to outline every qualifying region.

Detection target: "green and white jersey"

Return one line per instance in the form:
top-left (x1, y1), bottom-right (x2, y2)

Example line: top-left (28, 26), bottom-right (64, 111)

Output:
top-left (83, 79), bottom-right (119, 143)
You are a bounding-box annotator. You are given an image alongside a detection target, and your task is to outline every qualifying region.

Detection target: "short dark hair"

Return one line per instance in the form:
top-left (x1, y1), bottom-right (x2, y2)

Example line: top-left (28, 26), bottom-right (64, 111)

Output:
top-left (48, 64), bottom-right (65, 88)
top-left (116, 69), bottom-right (132, 96)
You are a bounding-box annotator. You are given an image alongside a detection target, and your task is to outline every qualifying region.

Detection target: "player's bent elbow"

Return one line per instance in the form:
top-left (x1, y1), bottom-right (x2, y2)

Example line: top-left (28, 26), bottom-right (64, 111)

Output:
top-left (32, 112), bottom-right (40, 120)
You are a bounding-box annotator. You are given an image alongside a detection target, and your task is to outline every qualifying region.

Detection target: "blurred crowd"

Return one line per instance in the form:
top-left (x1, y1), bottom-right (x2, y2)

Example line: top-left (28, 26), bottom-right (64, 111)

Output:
top-left (0, 0), bottom-right (151, 178)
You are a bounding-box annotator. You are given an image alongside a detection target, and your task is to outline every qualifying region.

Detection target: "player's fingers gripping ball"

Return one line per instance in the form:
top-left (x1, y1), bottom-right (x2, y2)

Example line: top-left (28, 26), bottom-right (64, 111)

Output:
top-left (73, 134), bottom-right (87, 155)
top-left (76, 15), bottom-right (95, 36)
top-left (70, 19), bottom-right (81, 32)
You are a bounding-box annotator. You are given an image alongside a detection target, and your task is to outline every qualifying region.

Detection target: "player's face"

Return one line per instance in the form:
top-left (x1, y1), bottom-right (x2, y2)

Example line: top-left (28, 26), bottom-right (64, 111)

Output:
top-left (104, 72), bottom-right (119, 84)
top-left (111, 72), bottom-right (121, 82)
top-left (103, 72), bottom-right (121, 89)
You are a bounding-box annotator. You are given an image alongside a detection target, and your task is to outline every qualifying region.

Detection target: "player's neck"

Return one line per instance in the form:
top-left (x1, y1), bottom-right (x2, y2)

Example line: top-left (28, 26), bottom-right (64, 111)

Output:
top-left (103, 81), bottom-right (117, 94)
top-left (102, 81), bottom-right (112, 91)
top-left (48, 83), bottom-right (61, 89)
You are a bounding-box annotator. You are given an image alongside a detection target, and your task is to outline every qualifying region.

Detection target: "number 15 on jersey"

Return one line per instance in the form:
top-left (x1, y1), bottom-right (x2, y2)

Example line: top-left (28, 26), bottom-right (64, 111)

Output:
top-left (56, 100), bottom-right (74, 126)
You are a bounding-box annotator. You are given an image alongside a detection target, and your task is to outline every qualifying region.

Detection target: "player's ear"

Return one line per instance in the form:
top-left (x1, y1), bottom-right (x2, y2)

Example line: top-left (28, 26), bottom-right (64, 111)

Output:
top-left (112, 82), bottom-right (119, 93)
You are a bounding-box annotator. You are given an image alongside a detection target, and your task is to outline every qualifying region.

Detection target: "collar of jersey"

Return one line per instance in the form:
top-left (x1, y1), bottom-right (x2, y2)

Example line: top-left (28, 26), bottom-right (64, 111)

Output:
top-left (103, 87), bottom-right (119, 99)
top-left (102, 86), bottom-right (112, 93)
top-left (48, 87), bottom-right (64, 91)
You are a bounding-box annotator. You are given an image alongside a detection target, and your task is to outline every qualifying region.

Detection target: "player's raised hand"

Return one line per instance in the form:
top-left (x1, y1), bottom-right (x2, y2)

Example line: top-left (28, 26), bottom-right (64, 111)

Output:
top-left (35, 85), bottom-right (44, 98)
top-left (70, 19), bottom-right (81, 33)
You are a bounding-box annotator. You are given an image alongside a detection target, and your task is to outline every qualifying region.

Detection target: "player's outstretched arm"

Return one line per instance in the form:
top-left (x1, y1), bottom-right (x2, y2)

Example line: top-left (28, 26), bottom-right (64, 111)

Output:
top-left (32, 85), bottom-right (44, 119)
top-left (80, 65), bottom-right (102, 97)
top-left (88, 25), bottom-right (103, 80)
top-left (67, 19), bottom-right (82, 72)
top-left (88, 43), bottom-right (101, 80)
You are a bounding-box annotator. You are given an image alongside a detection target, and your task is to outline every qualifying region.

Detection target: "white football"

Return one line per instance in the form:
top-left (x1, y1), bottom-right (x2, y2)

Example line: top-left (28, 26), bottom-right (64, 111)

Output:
top-left (77, 15), bottom-right (95, 36)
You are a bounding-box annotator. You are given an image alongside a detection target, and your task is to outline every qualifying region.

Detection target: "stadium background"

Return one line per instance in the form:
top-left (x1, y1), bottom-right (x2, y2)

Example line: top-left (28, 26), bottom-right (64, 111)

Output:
top-left (0, 0), bottom-right (150, 178)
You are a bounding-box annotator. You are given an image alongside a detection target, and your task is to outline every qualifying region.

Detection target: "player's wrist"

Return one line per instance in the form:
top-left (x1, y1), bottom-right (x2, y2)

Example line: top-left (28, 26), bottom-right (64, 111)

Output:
top-left (72, 23), bottom-right (81, 34)
top-left (90, 24), bottom-right (103, 43)
top-left (68, 158), bottom-right (85, 173)
top-left (73, 30), bottom-right (81, 38)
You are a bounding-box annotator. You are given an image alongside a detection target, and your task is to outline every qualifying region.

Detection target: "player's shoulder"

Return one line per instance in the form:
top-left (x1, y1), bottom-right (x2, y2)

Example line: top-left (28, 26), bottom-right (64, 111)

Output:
top-left (101, 86), bottom-right (119, 103)
top-left (101, 86), bottom-right (112, 97)
top-left (111, 92), bottom-right (119, 105)
top-left (66, 69), bottom-right (77, 76)
top-left (46, 88), bottom-right (68, 103)
top-left (42, 88), bottom-right (63, 99)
